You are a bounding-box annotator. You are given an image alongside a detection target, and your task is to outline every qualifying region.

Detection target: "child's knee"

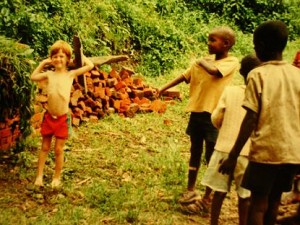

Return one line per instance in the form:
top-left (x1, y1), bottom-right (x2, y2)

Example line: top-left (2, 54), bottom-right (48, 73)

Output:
top-left (41, 146), bottom-right (51, 153)
top-left (54, 147), bottom-right (63, 157)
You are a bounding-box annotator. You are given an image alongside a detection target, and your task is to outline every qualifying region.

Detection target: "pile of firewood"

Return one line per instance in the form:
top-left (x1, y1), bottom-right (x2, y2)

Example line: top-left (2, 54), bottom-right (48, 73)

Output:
top-left (34, 65), bottom-right (181, 126)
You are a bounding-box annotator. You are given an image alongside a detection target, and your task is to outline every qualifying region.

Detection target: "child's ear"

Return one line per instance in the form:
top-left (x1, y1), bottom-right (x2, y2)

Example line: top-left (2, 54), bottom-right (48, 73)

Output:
top-left (223, 39), bottom-right (230, 48)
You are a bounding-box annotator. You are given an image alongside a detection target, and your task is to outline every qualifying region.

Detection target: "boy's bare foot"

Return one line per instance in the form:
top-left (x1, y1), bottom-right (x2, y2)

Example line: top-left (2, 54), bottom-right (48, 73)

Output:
top-left (51, 179), bottom-right (61, 188)
top-left (34, 177), bottom-right (44, 187)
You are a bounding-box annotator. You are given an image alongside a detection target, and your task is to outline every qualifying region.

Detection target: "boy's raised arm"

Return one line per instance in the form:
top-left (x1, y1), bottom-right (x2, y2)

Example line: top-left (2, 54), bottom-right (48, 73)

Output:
top-left (73, 55), bottom-right (94, 77)
top-left (211, 92), bottom-right (226, 129)
top-left (197, 59), bottom-right (222, 77)
top-left (31, 58), bottom-right (52, 81)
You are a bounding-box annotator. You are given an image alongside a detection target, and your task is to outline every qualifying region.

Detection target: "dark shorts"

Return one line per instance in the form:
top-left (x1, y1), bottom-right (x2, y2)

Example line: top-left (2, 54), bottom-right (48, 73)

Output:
top-left (186, 112), bottom-right (218, 166)
top-left (41, 112), bottom-right (72, 139)
top-left (242, 161), bottom-right (300, 195)
top-left (186, 112), bottom-right (218, 143)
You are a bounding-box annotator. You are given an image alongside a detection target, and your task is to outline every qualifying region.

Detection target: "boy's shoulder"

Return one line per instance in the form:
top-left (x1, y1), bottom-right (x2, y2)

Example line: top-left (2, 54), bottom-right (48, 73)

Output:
top-left (252, 60), bottom-right (297, 72)
top-left (225, 55), bottom-right (239, 61)
top-left (217, 55), bottom-right (239, 64)
top-left (224, 85), bottom-right (245, 93)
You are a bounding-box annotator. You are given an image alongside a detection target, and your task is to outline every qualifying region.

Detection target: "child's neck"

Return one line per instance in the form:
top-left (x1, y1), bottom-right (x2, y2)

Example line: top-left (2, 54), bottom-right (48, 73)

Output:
top-left (215, 52), bottom-right (228, 60)
top-left (261, 52), bottom-right (283, 62)
top-left (54, 67), bottom-right (68, 73)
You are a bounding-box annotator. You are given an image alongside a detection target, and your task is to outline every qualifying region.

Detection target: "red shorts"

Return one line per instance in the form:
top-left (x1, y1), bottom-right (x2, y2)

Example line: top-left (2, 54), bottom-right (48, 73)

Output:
top-left (41, 112), bottom-right (72, 139)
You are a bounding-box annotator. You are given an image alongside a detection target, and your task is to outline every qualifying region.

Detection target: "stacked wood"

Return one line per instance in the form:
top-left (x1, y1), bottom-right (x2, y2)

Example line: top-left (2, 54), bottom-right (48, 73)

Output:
top-left (34, 66), bottom-right (180, 127)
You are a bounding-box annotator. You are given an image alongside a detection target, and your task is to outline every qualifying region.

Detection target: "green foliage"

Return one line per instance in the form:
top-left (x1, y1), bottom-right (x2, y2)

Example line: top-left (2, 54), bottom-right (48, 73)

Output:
top-left (0, 36), bottom-right (35, 144)
top-left (185, 0), bottom-right (300, 39)
top-left (0, 0), bottom-right (112, 57)
top-left (1, 0), bottom-right (299, 76)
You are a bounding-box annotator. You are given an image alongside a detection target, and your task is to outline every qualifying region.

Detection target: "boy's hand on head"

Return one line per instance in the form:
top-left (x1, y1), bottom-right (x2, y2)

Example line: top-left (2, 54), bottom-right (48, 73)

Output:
top-left (218, 157), bottom-right (237, 175)
top-left (42, 58), bottom-right (52, 66)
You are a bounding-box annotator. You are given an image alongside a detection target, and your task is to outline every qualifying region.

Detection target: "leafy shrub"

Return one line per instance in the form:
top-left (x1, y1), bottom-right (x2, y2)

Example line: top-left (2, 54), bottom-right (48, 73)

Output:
top-left (0, 0), bottom-right (299, 77)
top-left (184, 0), bottom-right (300, 39)
top-left (0, 0), bottom-right (111, 57)
top-left (0, 36), bottom-right (35, 147)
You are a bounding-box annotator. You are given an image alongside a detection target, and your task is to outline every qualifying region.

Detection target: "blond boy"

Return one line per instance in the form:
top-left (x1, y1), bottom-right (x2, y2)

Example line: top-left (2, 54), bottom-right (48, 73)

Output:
top-left (31, 40), bottom-right (94, 187)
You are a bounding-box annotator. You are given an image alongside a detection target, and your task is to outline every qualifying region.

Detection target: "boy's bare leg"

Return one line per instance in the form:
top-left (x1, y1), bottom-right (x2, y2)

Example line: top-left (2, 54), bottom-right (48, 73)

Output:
top-left (211, 191), bottom-right (226, 225)
top-left (238, 197), bottom-right (250, 225)
top-left (202, 141), bottom-right (214, 202)
top-left (264, 190), bottom-right (282, 225)
top-left (203, 186), bottom-right (213, 200)
top-left (34, 136), bottom-right (52, 186)
top-left (187, 167), bottom-right (198, 191)
top-left (247, 192), bottom-right (268, 225)
top-left (51, 138), bottom-right (66, 187)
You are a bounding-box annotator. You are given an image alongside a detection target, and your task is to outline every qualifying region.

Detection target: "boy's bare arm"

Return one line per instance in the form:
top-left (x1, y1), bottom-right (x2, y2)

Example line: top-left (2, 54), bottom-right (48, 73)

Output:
top-left (158, 74), bottom-right (186, 96)
top-left (211, 94), bottom-right (226, 129)
top-left (31, 58), bottom-right (52, 81)
top-left (72, 55), bottom-right (94, 77)
top-left (197, 59), bottom-right (222, 77)
top-left (219, 109), bottom-right (258, 175)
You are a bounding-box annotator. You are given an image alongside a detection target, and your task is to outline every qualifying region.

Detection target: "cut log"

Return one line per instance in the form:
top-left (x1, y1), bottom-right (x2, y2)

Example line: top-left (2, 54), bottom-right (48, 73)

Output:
top-left (73, 35), bottom-right (87, 94)
top-left (89, 55), bottom-right (129, 66)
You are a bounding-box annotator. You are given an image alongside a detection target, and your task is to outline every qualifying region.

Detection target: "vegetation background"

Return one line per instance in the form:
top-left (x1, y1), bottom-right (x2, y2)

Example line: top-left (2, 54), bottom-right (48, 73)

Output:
top-left (1, 0), bottom-right (300, 76)
top-left (1, 0), bottom-right (300, 224)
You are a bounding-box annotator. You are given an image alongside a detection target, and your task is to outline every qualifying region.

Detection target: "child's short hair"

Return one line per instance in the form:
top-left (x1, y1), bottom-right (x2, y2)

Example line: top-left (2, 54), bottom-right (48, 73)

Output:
top-left (254, 20), bottom-right (288, 52)
top-left (210, 26), bottom-right (236, 48)
top-left (49, 40), bottom-right (72, 62)
top-left (240, 55), bottom-right (261, 79)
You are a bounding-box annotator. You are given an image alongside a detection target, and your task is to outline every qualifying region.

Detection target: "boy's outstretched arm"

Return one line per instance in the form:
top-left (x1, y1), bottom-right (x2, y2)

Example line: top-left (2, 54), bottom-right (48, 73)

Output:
top-left (72, 55), bottom-right (94, 77)
top-left (197, 59), bottom-right (222, 77)
top-left (218, 109), bottom-right (258, 175)
top-left (31, 58), bottom-right (52, 81)
top-left (158, 74), bottom-right (186, 96)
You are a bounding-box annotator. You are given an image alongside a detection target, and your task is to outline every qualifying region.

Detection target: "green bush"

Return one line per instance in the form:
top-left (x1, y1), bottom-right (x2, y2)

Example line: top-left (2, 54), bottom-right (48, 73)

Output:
top-left (0, 0), bottom-right (299, 77)
top-left (185, 0), bottom-right (300, 39)
top-left (0, 0), bottom-right (300, 76)
top-left (0, 36), bottom-right (35, 149)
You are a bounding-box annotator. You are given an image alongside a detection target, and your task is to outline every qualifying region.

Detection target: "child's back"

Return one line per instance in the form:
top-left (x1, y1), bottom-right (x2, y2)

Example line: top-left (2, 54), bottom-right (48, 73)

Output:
top-left (212, 84), bottom-right (250, 156)
top-left (244, 61), bottom-right (300, 163)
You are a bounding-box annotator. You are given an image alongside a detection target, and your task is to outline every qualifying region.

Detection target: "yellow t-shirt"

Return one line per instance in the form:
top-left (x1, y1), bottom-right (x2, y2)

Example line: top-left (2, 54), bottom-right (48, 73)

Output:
top-left (243, 61), bottom-right (300, 164)
top-left (211, 85), bottom-right (250, 156)
top-left (182, 55), bottom-right (239, 113)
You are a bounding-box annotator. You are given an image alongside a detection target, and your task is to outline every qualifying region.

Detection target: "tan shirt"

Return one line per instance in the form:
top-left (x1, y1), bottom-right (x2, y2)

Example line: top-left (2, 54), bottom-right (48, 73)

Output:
top-left (182, 55), bottom-right (239, 113)
top-left (244, 61), bottom-right (300, 164)
top-left (45, 71), bottom-right (74, 116)
top-left (211, 85), bottom-right (250, 156)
